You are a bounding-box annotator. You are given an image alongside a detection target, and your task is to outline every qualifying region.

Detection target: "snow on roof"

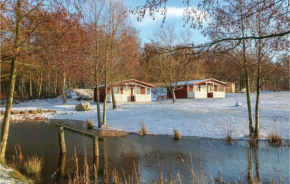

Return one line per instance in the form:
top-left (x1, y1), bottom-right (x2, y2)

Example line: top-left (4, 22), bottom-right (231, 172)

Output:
top-left (98, 79), bottom-right (155, 88)
top-left (172, 78), bottom-right (226, 86)
top-left (173, 79), bottom-right (208, 86)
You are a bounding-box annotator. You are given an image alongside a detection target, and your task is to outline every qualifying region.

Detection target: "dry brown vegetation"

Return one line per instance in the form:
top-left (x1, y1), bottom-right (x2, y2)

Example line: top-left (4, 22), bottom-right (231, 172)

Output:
top-left (223, 126), bottom-right (233, 144)
top-left (47, 145), bottom-right (286, 184)
top-left (268, 132), bottom-right (282, 147)
top-left (23, 156), bottom-right (44, 174)
top-left (86, 119), bottom-right (95, 129)
top-left (224, 135), bottom-right (233, 145)
top-left (174, 129), bottom-right (181, 140)
top-left (139, 122), bottom-right (148, 136)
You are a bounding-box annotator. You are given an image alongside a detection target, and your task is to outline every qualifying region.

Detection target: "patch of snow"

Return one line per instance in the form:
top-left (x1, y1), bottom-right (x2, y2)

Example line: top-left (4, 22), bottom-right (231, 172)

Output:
top-left (0, 164), bottom-right (28, 184)
top-left (0, 91), bottom-right (289, 140)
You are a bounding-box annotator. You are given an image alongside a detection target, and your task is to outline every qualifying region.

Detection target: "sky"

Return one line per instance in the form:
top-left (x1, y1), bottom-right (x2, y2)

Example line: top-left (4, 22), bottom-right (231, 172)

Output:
top-left (123, 0), bottom-right (207, 45)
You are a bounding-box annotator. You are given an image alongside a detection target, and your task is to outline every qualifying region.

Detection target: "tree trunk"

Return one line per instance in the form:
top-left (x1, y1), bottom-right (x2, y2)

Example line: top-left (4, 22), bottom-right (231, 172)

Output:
top-left (172, 90), bottom-right (176, 103)
top-left (0, 0), bottom-right (21, 162)
top-left (54, 71), bottom-right (58, 97)
top-left (167, 86), bottom-right (176, 103)
top-left (245, 70), bottom-right (254, 136)
top-left (95, 79), bottom-right (102, 128)
top-left (111, 87), bottom-right (117, 109)
top-left (241, 16), bottom-right (254, 137)
top-left (254, 11), bottom-right (262, 140)
top-left (38, 69), bottom-right (43, 98)
top-left (62, 72), bottom-right (66, 104)
top-left (102, 71), bottom-right (107, 127)
top-left (29, 73), bottom-right (33, 99)
top-left (20, 79), bottom-right (24, 100)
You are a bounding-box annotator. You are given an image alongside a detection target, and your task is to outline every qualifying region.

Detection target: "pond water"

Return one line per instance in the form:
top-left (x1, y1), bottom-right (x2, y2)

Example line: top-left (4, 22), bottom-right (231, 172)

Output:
top-left (4, 120), bottom-right (290, 183)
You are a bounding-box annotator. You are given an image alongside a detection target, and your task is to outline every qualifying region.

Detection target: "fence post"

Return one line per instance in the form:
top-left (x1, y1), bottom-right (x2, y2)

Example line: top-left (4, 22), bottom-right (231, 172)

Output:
top-left (58, 126), bottom-right (66, 154)
top-left (93, 137), bottom-right (99, 157)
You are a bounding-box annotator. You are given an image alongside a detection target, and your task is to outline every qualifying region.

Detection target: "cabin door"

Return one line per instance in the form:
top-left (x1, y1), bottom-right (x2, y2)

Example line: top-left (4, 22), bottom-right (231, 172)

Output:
top-left (207, 85), bottom-right (213, 98)
top-left (130, 87), bottom-right (135, 102)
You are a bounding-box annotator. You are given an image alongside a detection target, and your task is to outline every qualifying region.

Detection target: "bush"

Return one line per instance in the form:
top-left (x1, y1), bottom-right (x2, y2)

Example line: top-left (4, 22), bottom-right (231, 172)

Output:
top-left (224, 135), bottom-right (233, 144)
top-left (23, 156), bottom-right (44, 174)
top-left (1, 111), bottom-right (5, 115)
top-left (268, 133), bottom-right (282, 147)
top-left (174, 129), bottom-right (181, 140)
top-left (223, 126), bottom-right (233, 144)
top-left (86, 119), bottom-right (95, 129)
top-left (139, 122), bottom-right (147, 136)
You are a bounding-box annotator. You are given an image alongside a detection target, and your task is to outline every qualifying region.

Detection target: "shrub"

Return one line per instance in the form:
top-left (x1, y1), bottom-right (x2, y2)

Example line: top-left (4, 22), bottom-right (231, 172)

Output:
top-left (139, 122), bottom-right (147, 136)
top-left (268, 133), bottom-right (282, 147)
top-left (174, 129), bottom-right (181, 140)
top-left (0, 111), bottom-right (4, 115)
top-left (86, 119), bottom-right (95, 129)
top-left (45, 109), bottom-right (51, 113)
top-left (223, 126), bottom-right (233, 144)
top-left (224, 135), bottom-right (233, 144)
top-left (24, 156), bottom-right (44, 174)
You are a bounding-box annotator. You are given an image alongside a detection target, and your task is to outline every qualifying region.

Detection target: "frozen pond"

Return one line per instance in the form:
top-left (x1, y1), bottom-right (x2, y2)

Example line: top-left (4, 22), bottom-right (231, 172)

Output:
top-left (4, 120), bottom-right (289, 183)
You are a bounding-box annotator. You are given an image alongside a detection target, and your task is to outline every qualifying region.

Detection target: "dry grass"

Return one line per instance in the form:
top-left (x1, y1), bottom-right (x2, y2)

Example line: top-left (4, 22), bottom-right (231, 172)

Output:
top-left (86, 119), bottom-right (95, 129)
top-left (139, 122), bottom-right (147, 136)
top-left (268, 132), bottom-right (282, 147)
top-left (23, 156), bottom-right (44, 174)
top-left (66, 149), bottom-right (141, 184)
top-left (174, 129), bottom-right (181, 140)
top-left (53, 146), bottom-right (285, 184)
top-left (224, 135), bottom-right (233, 144)
top-left (223, 126), bottom-right (233, 144)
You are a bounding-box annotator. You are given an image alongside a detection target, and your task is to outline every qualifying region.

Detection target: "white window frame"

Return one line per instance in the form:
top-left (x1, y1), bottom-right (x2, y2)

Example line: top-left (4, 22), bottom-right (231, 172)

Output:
top-left (114, 87), bottom-right (120, 94)
top-left (146, 88), bottom-right (151, 95)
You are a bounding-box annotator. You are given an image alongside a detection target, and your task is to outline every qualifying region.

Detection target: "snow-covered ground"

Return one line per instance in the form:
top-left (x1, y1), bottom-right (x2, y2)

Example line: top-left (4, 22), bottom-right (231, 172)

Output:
top-left (0, 90), bottom-right (289, 139)
top-left (0, 164), bottom-right (28, 184)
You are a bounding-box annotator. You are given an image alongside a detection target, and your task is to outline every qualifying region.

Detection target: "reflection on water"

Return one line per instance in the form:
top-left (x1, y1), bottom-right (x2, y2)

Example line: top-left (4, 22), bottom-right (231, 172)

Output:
top-left (4, 120), bottom-right (289, 183)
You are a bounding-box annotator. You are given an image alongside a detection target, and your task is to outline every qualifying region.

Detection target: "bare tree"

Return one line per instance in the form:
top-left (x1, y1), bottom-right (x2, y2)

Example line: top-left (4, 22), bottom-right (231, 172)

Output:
top-left (144, 24), bottom-right (197, 103)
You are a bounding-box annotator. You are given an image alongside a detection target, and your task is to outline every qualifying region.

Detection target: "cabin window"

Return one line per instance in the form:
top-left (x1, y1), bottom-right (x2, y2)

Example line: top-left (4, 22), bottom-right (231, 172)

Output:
top-left (136, 87), bottom-right (140, 94)
top-left (146, 88), bottom-right (151, 95)
top-left (114, 87), bottom-right (120, 94)
top-left (208, 85), bottom-right (213, 92)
